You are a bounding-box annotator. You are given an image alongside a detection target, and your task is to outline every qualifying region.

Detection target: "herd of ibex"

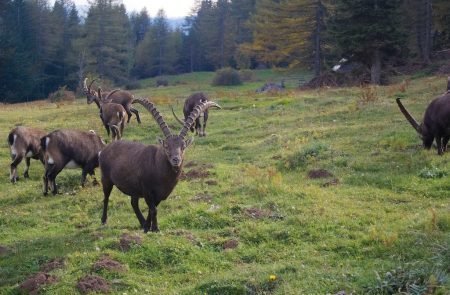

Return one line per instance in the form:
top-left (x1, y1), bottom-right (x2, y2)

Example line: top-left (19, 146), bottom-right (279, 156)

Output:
top-left (7, 78), bottom-right (221, 232)
top-left (6, 76), bottom-right (450, 232)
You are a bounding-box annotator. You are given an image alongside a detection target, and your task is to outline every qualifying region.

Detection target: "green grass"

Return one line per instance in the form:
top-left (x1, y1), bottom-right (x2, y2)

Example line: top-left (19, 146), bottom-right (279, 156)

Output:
top-left (0, 71), bottom-right (449, 294)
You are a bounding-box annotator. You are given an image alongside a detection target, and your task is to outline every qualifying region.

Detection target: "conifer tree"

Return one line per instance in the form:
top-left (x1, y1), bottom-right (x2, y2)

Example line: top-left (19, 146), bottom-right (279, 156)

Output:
top-left (331, 0), bottom-right (406, 84)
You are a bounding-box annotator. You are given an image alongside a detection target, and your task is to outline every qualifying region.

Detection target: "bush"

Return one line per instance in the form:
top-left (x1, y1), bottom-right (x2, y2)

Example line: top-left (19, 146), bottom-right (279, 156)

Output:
top-left (48, 86), bottom-right (76, 103)
top-left (156, 79), bottom-right (169, 87)
top-left (212, 68), bottom-right (242, 86)
top-left (239, 69), bottom-right (255, 82)
top-left (124, 80), bottom-right (141, 90)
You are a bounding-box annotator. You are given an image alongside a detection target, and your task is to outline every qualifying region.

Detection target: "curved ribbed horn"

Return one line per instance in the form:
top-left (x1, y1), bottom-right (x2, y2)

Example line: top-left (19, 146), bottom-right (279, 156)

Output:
top-left (179, 101), bottom-right (221, 139)
top-left (88, 79), bottom-right (96, 91)
top-left (396, 98), bottom-right (421, 134)
top-left (83, 78), bottom-right (88, 91)
top-left (133, 98), bottom-right (172, 138)
top-left (104, 89), bottom-right (121, 102)
top-left (170, 105), bottom-right (184, 126)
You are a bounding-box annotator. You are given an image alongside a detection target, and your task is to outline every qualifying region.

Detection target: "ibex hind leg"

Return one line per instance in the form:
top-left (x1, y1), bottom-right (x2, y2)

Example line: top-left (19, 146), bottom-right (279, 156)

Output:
top-left (130, 197), bottom-right (147, 232)
top-left (10, 154), bottom-right (23, 183)
top-left (443, 136), bottom-right (449, 152)
top-left (101, 179), bottom-right (113, 225)
top-left (23, 157), bottom-right (31, 178)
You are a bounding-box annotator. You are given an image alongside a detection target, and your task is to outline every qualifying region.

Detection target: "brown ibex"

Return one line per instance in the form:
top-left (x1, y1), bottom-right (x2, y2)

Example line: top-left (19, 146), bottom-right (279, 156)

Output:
top-left (396, 91), bottom-right (450, 155)
top-left (41, 129), bottom-right (106, 195)
top-left (96, 88), bottom-right (127, 141)
top-left (99, 98), bottom-right (221, 232)
top-left (84, 78), bottom-right (141, 124)
top-left (171, 92), bottom-right (220, 137)
top-left (8, 126), bottom-right (47, 183)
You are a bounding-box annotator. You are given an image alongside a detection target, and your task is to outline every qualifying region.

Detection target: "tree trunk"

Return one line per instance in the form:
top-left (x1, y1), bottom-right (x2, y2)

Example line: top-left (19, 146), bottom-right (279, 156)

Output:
top-left (416, 0), bottom-right (432, 64)
top-left (370, 48), bottom-right (381, 85)
top-left (313, 0), bottom-right (324, 78)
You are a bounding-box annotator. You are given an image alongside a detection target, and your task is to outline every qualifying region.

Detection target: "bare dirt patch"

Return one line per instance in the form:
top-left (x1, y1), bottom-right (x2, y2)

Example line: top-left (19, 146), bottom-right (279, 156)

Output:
top-left (184, 161), bottom-right (198, 168)
top-left (119, 233), bottom-right (142, 251)
top-left (245, 207), bottom-right (284, 220)
top-left (40, 258), bottom-right (65, 272)
top-left (307, 169), bottom-right (334, 179)
top-left (322, 178), bottom-right (340, 187)
top-left (93, 256), bottom-right (124, 272)
top-left (245, 208), bottom-right (270, 219)
top-left (77, 275), bottom-right (110, 294)
top-left (191, 193), bottom-right (213, 203)
top-left (223, 239), bottom-right (239, 250)
top-left (19, 272), bottom-right (58, 295)
top-left (172, 230), bottom-right (199, 245)
top-left (205, 180), bottom-right (218, 186)
top-left (182, 168), bottom-right (211, 180)
top-left (0, 245), bottom-right (9, 256)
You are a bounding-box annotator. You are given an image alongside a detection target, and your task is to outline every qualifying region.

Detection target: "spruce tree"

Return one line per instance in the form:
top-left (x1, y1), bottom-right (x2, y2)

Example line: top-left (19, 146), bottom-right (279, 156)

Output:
top-left (331, 0), bottom-right (406, 84)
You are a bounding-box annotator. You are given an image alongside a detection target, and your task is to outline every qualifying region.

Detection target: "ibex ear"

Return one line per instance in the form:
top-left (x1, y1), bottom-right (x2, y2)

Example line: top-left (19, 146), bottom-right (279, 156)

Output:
top-left (185, 137), bottom-right (194, 148)
top-left (157, 137), bottom-right (164, 145)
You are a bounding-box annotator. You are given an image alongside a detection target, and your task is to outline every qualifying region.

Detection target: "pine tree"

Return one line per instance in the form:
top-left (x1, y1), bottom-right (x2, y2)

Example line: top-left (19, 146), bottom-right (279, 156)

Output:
top-left (331, 0), bottom-right (406, 84)
top-left (83, 0), bottom-right (131, 84)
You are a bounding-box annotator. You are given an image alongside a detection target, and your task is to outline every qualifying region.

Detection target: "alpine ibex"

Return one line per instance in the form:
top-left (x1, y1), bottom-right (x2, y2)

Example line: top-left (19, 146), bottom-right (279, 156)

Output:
top-left (99, 98), bottom-right (221, 232)
top-left (396, 91), bottom-right (450, 155)
top-left (96, 88), bottom-right (127, 141)
top-left (8, 126), bottom-right (47, 183)
top-left (41, 129), bottom-right (106, 195)
top-left (84, 78), bottom-right (141, 124)
top-left (171, 92), bottom-right (220, 137)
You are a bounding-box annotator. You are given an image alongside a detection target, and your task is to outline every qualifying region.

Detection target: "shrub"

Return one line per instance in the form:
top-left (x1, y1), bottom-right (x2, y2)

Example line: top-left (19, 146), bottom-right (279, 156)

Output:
top-left (124, 80), bottom-right (141, 90)
top-left (48, 86), bottom-right (76, 103)
top-left (239, 69), bottom-right (255, 82)
top-left (212, 68), bottom-right (242, 86)
top-left (156, 79), bottom-right (169, 87)
top-left (282, 142), bottom-right (329, 170)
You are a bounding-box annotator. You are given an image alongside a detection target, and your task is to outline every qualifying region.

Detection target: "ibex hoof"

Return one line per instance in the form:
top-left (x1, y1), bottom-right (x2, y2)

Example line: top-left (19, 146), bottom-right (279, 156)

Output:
top-left (10, 177), bottom-right (18, 183)
top-left (23, 172), bottom-right (29, 178)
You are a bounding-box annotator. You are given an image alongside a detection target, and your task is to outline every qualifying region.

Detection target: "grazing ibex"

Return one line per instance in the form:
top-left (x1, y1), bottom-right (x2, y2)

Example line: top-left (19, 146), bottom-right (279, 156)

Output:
top-left (171, 92), bottom-right (220, 137)
top-left (96, 88), bottom-right (127, 141)
top-left (99, 98), bottom-right (221, 232)
top-left (8, 126), bottom-right (47, 183)
top-left (84, 78), bottom-right (141, 124)
top-left (41, 129), bottom-right (105, 195)
top-left (396, 91), bottom-right (450, 155)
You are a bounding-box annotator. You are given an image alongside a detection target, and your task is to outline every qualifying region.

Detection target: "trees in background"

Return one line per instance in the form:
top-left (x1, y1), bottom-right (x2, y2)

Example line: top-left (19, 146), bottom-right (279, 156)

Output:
top-left (0, 0), bottom-right (449, 101)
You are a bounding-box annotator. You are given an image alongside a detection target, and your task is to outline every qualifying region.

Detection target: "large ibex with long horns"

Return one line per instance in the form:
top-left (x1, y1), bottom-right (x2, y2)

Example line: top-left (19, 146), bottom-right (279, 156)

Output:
top-left (84, 78), bottom-right (141, 124)
top-left (396, 90), bottom-right (450, 155)
top-left (99, 98), bottom-right (221, 232)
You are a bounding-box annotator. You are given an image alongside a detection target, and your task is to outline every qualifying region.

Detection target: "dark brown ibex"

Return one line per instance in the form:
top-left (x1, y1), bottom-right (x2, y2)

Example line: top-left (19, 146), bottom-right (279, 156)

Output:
top-left (41, 129), bottom-right (106, 195)
top-left (171, 92), bottom-right (220, 137)
top-left (396, 91), bottom-right (450, 155)
top-left (96, 88), bottom-right (127, 141)
top-left (99, 98), bottom-right (221, 232)
top-left (8, 126), bottom-right (47, 183)
top-left (84, 78), bottom-right (141, 124)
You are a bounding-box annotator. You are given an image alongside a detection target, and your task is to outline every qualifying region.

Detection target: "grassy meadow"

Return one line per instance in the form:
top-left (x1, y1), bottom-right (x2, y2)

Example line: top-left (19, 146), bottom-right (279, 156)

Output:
top-left (0, 70), bottom-right (449, 294)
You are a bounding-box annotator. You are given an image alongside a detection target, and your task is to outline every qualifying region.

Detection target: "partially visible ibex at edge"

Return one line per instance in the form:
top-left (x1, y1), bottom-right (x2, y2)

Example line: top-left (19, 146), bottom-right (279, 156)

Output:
top-left (84, 78), bottom-right (141, 124)
top-left (96, 88), bottom-right (127, 141)
top-left (99, 98), bottom-right (221, 232)
top-left (171, 92), bottom-right (220, 137)
top-left (396, 90), bottom-right (450, 155)
top-left (41, 129), bottom-right (105, 195)
top-left (8, 126), bottom-right (47, 183)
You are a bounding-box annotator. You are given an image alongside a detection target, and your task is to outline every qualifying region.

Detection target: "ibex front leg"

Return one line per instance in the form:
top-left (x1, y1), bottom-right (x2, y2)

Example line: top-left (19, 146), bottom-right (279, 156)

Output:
top-left (130, 197), bottom-right (147, 231)
top-left (144, 197), bottom-right (159, 232)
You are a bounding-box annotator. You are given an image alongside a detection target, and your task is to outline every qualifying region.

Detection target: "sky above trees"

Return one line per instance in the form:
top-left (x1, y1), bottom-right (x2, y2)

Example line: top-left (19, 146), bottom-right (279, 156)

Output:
top-left (61, 0), bottom-right (196, 17)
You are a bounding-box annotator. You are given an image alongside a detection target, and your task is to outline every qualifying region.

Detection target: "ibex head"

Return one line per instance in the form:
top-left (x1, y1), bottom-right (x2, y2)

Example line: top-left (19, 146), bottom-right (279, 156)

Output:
top-left (396, 98), bottom-right (434, 148)
top-left (134, 98), bottom-right (221, 170)
top-left (83, 78), bottom-right (99, 106)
